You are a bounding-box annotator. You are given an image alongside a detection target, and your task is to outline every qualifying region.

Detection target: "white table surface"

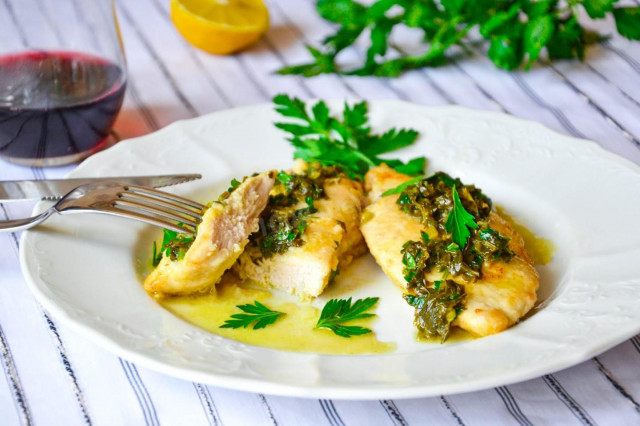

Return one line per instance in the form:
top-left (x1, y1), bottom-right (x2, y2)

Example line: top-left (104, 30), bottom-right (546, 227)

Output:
top-left (2, 1), bottom-right (640, 425)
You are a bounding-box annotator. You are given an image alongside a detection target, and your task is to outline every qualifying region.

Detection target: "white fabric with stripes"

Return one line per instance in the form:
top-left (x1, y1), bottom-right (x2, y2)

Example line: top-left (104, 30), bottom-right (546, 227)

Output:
top-left (2, 0), bottom-right (640, 425)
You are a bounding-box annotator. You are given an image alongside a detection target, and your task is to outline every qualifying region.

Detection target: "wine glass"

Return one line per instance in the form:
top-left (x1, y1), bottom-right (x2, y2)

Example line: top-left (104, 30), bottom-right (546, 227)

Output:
top-left (0, 0), bottom-right (127, 167)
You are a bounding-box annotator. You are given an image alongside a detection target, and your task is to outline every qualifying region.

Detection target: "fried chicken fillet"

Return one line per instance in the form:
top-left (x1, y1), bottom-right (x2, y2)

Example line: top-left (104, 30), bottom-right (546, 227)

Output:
top-left (361, 165), bottom-right (539, 337)
top-left (234, 162), bottom-right (367, 300)
top-left (144, 173), bottom-right (274, 296)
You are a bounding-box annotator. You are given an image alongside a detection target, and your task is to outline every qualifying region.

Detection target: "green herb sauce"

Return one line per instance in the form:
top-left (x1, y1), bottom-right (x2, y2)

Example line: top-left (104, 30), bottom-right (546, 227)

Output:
top-left (404, 280), bottom-right (465, 342)
top-left (152, 229), bottom-right (196, 265)
top-left (249, 164), bottom-right (346, 259)
top-left (397, 172), bottom-right (514, 340)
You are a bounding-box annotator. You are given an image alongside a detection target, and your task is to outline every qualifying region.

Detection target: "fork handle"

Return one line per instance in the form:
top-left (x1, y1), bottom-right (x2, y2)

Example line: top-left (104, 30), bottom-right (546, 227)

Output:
top-left (0, 209), bottom-right (55, 232)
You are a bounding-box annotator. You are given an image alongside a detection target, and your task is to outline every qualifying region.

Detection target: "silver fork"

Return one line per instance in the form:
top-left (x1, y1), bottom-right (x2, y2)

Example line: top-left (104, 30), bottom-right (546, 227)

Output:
top-left (0, 182), bottom-right (204, 233)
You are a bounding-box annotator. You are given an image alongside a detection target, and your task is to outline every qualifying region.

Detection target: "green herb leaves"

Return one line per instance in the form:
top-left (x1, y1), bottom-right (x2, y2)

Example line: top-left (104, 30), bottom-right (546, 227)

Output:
top-left (228, 178), bottom-right (241, 192)
top-left (250, 167), bottom-right (327, 259)
top-left (315, 297), bottom-right (379, 337)
top-left (445, 186), bottom-right (478, 248)
top-left (220, 297), bottom-right (380, 338)
top-left (278, 1), bottom-right (640, 77)
top-left (381, 176), bottom-right (423, 197)
top-left (614, 7), bottom-right (640, 40)
top-left (152, 228), bottom-right (195, 266)
top-left (396, 173), bottom-right (512, 292)
top-left (404, 280), bottom-right (465, 341)
top-left (274, 95), bottom-right (425, 179)
top-left (220, 301), bottom-right (285, 330)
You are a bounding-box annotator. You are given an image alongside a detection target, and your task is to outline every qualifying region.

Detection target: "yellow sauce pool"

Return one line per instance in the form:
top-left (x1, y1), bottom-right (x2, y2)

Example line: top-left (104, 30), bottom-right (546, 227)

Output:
top-left (146, 205), bottom-right (551, 353)
top-left (496, 206), bottom-right (556, 265)
top-left (157, 279), bottom-right (395, 355)
top-left (416, 327), bottom-right (476, 344)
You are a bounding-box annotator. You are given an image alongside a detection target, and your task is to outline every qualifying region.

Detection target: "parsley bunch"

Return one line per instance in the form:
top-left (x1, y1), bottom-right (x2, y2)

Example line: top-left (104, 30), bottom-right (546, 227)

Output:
top-left (278, 0), bottom-right (640, 77)
top-left (274, 94), bottom-right (425, 179)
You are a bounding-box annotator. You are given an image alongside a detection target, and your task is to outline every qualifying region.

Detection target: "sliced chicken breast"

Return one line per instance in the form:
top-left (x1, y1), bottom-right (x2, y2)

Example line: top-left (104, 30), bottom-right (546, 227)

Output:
top-left (234, 163), bottom-right (367, 300)
top-left (144, 173), bottom-right (274, 296)
top-left (361, 164), bottom-right (539, 337)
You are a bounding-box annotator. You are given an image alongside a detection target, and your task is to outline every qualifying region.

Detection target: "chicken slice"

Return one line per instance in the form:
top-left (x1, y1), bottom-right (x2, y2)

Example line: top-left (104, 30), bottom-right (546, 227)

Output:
top-left (144, 173), bottom-right (275, 296)
top-left (234, 163), bottom-right (367, 301)
top-left (361, 164), bottom-right (539, 337)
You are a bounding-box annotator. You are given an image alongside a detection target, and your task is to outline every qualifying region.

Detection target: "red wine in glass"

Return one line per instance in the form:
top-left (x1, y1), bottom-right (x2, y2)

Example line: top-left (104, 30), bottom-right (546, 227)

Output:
top-left (0, 51), bottom-right (126, 166)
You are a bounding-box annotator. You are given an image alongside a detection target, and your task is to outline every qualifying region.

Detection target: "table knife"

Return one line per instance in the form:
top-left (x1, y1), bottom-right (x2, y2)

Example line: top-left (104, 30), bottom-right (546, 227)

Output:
top-left (0, 174), bottom-right (201, 201)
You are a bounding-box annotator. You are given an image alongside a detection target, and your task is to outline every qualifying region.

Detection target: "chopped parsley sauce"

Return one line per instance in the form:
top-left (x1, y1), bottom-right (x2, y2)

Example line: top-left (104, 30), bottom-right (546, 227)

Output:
top-left (397, 172), bottom-right (514, 340)
top-left (249, 164), bottom-right (346, 259)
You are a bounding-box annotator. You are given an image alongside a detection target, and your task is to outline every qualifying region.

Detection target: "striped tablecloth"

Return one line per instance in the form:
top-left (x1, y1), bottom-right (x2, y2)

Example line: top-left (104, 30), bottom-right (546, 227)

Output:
top-left (2, 1), bottom-right (640, 425)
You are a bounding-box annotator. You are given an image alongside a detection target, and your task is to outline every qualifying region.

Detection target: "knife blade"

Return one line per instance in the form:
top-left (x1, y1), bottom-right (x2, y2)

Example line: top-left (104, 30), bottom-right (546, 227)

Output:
top-left (0, 174), bottom-right (202, 201)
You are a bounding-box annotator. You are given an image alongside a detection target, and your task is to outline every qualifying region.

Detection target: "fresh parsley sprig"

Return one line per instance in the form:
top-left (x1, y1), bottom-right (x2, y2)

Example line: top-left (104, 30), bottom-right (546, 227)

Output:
top-left (381, 176), bottom-right (423, 197)
top-left (444, 186), bottom-right (478, 248)
top-left (278, 0), bottom-right (640, 77)
top-left (315, 297), bottom-right (379, 337)
top-left (220, 301), bottom-right (285, 330)
top-left (274, 94), bottom-right (425, 179)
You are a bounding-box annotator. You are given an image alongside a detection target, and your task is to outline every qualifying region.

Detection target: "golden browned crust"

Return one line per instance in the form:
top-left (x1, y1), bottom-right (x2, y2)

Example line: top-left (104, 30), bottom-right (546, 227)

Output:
top-left (361, 164), bottom-right (539, 337)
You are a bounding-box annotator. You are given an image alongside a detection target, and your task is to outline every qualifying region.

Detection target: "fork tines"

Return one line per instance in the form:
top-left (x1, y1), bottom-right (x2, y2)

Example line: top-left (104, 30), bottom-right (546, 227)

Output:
top-left (114, 185), bottom-right (205, 234)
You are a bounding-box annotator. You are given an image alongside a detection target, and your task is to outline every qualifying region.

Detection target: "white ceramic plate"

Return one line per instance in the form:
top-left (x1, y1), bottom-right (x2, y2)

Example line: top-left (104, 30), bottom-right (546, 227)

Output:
top-left (20, 101), bottom-right (640, 399)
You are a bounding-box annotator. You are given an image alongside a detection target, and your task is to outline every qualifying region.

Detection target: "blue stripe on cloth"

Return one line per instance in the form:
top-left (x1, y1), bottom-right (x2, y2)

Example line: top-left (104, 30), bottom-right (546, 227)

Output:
top-left (119, 359), bottom-right (159, 426)
top-left (510, 73), bottom-right (586, 138)
top-left (495, 386), bottom-right (534, 426)
top-left (546, 63), bottom-right (640, 149)
top-left (147, 0), bottom-right (235, 109)
top-left (380, 400), bottom-right (409, 426)
top-left (543, 375), bottom-right (597, 426)
top-left (258, 394), bottom-right (279, 426)
top-left (601, 41), bottom-right (640, 75)
top-left (440, 396), bottom-right (465, 426)
top-left (450, 62), bottom-right (510, 113)
top-left (1, 178), bottom-right (91, 425)
top-left (319, 399), bottom-right (345, 426)
top-left (586, 64), bottom-right (640, 110)
top-left (0, 323), bottom-right (31, 426)
top-left (42, 314), bottom-right (92, 425)
top-left (326, 400), bottom-right (347, 426)
top-left (318, 400), bottom-right (337, 426)
top-left (193, 383), bottom-right (222, 426)
top-left (592, 357), bottom-right (640, 413)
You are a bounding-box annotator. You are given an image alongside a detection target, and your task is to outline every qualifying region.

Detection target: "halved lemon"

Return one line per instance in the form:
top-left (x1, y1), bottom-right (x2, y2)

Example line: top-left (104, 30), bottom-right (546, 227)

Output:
top-left (170, 0), bottom-right (269, 55)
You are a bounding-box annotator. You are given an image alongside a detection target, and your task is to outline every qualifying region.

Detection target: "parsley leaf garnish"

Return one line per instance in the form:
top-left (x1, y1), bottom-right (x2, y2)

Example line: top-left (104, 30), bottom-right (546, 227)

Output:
top-left (444, 186), bottom-right (478, 248)
top-left (228, 178), bottom-right (241, 192)
top-left (152, 228), bottom-right (195, 266)
top-left (274, 94), bottom-right (425, 179)
top-left (278, 1), bottom-right (640, 77)
top-left (381, 176), bottom-right (423, 197)
top-left (315, 297), bottom-right (379, 338)
top-left (220, 301), bottom-right (285, 330)
top-left (218, 177), bottom-right (244, 202)
top-left (152, 241), bottom-right (161, 267)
